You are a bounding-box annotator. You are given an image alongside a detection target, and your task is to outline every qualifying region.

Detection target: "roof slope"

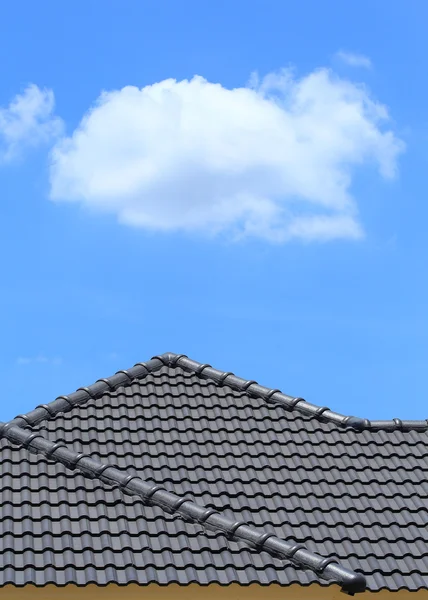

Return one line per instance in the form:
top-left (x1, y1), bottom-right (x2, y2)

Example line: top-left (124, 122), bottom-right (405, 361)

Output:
top-left (0, 352), bottom-right (427, 592)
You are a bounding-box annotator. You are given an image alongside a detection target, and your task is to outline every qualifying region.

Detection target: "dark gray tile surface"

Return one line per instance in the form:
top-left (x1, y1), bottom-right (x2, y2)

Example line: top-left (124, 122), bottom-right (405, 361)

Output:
top-left (1, 365), bottom-right (427, 589)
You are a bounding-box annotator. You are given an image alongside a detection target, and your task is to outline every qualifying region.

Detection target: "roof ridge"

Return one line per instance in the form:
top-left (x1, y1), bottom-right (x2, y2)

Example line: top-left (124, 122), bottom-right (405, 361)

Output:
top-left (8, 351), bottom-right (428, 432)
top-left (8, 356), bottom-right (166, 430)
top-left (159, 353), bottom-right (428, 433)
top-left (0, 421), bottom-right (366, 595)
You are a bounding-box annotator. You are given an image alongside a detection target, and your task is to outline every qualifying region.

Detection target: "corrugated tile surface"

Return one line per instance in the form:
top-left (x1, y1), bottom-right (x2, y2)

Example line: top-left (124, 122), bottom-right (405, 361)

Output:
top-left (1, 365), bottom-right (427, 589)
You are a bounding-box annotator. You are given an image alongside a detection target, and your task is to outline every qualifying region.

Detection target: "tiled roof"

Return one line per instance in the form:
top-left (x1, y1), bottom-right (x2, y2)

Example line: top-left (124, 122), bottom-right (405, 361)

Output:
top-left (0, 352), bottom-right (427, 593)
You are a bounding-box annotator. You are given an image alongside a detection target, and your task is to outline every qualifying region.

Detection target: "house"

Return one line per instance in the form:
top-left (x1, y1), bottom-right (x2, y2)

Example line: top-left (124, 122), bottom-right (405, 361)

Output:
top-left (0, 352), bottom-right (427, 600)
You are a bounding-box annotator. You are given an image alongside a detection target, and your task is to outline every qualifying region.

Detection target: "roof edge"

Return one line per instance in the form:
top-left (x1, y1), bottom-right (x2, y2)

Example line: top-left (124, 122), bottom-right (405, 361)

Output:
top-left (8, 356), bottom-right (166, 430)
top-left (0, 422), bottom-right (366, 595)
top-left (7, 352), bottom-right (428, 433)
top-left (158, 353), bottom-right (428, 433)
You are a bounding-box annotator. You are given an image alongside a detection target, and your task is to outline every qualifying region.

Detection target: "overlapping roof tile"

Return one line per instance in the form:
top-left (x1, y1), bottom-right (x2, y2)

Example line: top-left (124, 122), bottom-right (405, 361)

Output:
top-left (0, 352), bottom-right (427, 592)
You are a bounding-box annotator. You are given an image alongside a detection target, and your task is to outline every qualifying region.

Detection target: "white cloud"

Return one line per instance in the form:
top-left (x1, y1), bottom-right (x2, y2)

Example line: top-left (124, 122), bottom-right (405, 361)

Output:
top-left (336, 51), bottom-right (372, 69)
top-left (49, 68), bottom-right (404, 243)
top-left (0, 84), bottom-right (63, 162)
top-left (16, 355), bottom-right (62, 366)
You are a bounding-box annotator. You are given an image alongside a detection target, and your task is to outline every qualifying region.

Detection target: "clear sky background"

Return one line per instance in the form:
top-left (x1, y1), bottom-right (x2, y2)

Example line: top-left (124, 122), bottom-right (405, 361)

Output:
top-left (0, 0), bottom-right (427, 422)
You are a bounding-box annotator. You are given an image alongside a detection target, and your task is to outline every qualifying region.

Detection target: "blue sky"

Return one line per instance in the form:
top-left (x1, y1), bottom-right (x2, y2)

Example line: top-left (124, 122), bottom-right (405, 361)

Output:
top-left (0, 0), bottom-right (427, 422)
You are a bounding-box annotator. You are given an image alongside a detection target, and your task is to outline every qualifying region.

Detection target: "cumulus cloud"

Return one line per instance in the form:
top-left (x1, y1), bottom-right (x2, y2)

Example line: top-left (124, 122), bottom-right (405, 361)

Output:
top-left (0, 84), bottom-right (63, 162)
top-left (49, 68), bottom-right (404, 242)
top-left (336, 51), bottom-right (372, 69)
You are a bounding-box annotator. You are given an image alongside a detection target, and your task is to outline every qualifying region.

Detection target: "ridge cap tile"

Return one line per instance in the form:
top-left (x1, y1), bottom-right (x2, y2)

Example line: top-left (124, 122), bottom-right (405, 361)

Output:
top-left (1, 351), bottom-right (427, 593)
top-left (0, 423), bottom-right (365, 594)
top-left (6, 351), bottom-right (427, 433)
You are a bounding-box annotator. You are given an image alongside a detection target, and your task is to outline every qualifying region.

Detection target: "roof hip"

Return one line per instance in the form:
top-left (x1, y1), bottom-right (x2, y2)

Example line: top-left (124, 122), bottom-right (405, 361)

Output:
top-left (0, 421), bottom-right (366, 595)
top-left (160, 353), bottom-right (428, 433)
top-left (8, 352), bottom-right (428, 433)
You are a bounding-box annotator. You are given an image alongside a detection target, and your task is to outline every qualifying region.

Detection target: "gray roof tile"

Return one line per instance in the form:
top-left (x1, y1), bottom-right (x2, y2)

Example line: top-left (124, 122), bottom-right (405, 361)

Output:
top-left (0, 352), bottom-right (427, 591)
